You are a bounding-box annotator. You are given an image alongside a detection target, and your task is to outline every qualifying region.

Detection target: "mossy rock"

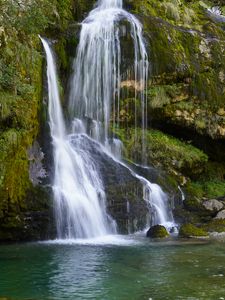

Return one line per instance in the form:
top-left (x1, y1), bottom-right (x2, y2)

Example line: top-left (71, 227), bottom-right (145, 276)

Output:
top-left (185, 179), bottom-right (225, 202)
top-left (113, 127), bottom-right (208, 179)
top-left (183, 198), bottom-right (205, 213)
top-left (146, 225), bottom-right (169, 238)
top-left (123, 0), bottom-right (225, 140)
top-left (173, 207), bottom-right (202, 225)
top-left (179, 223), bottom-right (208, 238)
top-left (202, 219), bottom-right (225, 233)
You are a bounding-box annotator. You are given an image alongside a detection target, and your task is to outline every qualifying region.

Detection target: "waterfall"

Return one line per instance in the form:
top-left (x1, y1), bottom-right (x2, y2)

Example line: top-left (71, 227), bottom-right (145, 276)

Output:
top-left (40, 37), bottom-right (117, 239)
top-left (41, 0), bottom-right (175, 240)
top-left (69, 0), bottom-right (148, 151)
top-left (69, 0), bottom-right (174, 230)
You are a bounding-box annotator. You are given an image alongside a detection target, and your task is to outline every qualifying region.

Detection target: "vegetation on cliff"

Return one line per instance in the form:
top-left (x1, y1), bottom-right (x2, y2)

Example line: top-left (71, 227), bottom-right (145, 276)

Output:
top-left (0, 0), bottom-right (76, 241)
top-left (120, 0), bottom-right (225, 235)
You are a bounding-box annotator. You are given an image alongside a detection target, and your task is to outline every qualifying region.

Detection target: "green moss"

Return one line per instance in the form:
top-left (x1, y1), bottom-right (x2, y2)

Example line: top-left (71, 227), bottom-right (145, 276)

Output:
top-left (185, 182), bottom-right (205, 199)
top-left (0, 0), bottom-right (63, 235)
top-left (55, 0), bottom-right (73, 31)
top-left (203, 181), bottom-right (225, 198)
top-left (202, 219), bottom-right (225, 233)
top-left (184, 160), bottom-right (225, 201)
top-left (179, 223), bottom-right (208, 237)
top-left (128, 0), bottom-right (225, 116)
top-left (114, 127), bottom-right (208, 178)
top-left (55, 38), bottom-right (69, 72)
top-left (162, 2), bottom-right (181, 22)
top-left (148, 84), bottom-right (189, 108)
top-left (185, 179), bottom-right (225, 200)
top-left (184, 198), bottom-right (205, 212)
top-left (148, 86), bottom-right (170, 108)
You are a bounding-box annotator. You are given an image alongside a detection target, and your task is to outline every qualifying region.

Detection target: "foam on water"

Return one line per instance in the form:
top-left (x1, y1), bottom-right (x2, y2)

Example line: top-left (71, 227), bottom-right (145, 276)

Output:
top-left (41, 235), bottom-right (141, 246)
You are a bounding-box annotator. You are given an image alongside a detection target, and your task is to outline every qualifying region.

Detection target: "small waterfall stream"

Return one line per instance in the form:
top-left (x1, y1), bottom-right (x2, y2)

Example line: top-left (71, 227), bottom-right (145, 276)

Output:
top-left (41, 0), bottom-right (175, 240)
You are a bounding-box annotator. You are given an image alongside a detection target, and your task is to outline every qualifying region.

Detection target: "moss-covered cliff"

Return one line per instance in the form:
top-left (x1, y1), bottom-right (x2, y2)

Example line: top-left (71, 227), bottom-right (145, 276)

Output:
top-left (120, 0), bottom-right (225, 234)
top-left (123, 0), bottom-right (225, 139)
top-left (0, 0), bottom-right (77, 241)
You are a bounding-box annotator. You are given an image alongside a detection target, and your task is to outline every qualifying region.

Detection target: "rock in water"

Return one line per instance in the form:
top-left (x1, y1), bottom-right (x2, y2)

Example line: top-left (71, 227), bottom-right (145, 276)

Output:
top-left (146, 225), bottom-right (169, 238)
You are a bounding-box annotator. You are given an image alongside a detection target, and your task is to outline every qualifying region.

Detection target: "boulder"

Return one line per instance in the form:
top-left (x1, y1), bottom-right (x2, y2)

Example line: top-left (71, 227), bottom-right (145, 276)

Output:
top-left (215, 210), bottom-right (225, 220)
top-left (203, 199), bottom-right (224, 212)
top-left (146, 225), bottom-right (169, 238)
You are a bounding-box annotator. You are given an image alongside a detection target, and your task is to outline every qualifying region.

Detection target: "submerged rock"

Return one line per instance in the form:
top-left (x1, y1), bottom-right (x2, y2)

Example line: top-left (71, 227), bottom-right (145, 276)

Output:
top-left (179, 223), bottom-right (208, 238)
top-left (146, 225), bottom-right (169, 238)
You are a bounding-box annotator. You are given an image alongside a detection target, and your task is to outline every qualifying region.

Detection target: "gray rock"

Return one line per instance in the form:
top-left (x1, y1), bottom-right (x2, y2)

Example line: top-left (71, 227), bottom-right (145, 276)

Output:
top-left (215, 210), bottom-right (225, 220)
top-left (203, 199), bottom-right (223, 212)
top-left (28, 141), bottom-right (47, 186)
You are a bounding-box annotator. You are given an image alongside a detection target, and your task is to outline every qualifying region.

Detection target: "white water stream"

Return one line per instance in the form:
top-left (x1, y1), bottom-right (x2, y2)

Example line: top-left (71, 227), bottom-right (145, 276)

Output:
top-left (41, 0), bottom-right (175, 240)
top-left (69, 0), bottom-right (148, 152)
top-left (40, 37), bottom-right (116, 239)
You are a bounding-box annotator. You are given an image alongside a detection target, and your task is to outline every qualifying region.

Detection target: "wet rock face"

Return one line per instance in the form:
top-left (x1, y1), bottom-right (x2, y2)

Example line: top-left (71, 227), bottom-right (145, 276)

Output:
top-left (0, 185), bottom-right (55, 242)
top-left (0, 212), bottom-right (55, 243)
top-left (28, 141), bottom-right (47, 186)
top-left (70, 135), bottom-right (149, 234)
top-left (146, 225), bottom-right (169, 238)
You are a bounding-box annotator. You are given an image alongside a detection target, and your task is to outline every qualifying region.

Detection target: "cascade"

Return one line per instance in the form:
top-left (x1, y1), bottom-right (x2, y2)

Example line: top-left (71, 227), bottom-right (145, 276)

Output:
top-left (41, 0), bottom-right (175, 240)
top-left (69, 0), bottom-right (175, 230)
top-left (40, 37), bottom-right (117, 239)
top-left (69, 0), bottom-right (148, 152)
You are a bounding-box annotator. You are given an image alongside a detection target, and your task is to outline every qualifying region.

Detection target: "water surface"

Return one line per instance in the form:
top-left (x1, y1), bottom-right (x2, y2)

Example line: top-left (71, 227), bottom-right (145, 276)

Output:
top-left (0, 237), bottom-right (225, 300)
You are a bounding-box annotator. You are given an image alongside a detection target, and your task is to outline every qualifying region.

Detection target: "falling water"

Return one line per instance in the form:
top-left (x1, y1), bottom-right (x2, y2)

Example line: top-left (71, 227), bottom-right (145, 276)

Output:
top-left (69, 0), bottom-right (148, 149)
top-left (100, 145), bottom-right (175, 230)
top-left (40, 37), bottom-right (117, 239)
top-left (41, 0), bottom-right (175, 240)
top-left (69, 0), bottom-right (174, 230)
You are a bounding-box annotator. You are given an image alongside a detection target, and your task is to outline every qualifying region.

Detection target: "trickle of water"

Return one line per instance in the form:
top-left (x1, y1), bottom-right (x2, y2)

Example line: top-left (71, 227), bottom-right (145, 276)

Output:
top-left (40, 37), bottom-right (117, 239)
top-left (208, 6), bottom-right (223, 16)
top-left (101, 148), bottom-right (176, 230)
